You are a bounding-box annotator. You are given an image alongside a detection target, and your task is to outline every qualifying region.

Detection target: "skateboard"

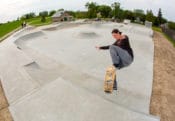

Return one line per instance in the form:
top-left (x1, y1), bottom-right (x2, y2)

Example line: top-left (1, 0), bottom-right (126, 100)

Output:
top-left (104, 65), bottom-right (116, 93)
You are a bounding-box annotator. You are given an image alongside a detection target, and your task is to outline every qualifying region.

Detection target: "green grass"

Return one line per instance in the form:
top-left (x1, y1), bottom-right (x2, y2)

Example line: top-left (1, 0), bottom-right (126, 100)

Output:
top-left (163, 33), bottom-right (175, 47)
top-left (152, 26), bottom-right (162, 33)
top-left (0, 20), bottom-right (22, 38)
top-left (0, 17), bottom-right (52, 42)
top-left (29, 17), bottom-right (52, 26)
top-left (152, 26), bottom-right (175, 47)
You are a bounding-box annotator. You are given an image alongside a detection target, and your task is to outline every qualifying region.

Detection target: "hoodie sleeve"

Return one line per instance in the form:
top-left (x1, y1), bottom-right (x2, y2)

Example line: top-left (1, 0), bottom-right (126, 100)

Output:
top-left (99, 41), bottom-right (118, 50)
top-left (99, 45), bottom-right (110, 49)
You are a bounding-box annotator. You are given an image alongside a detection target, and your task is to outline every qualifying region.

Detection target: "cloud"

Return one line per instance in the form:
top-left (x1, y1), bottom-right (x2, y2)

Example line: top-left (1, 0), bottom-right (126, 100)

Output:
top-left (0, 0), bottom-right (175, 23)
top-left (0, 0), bottom-right (39, 22)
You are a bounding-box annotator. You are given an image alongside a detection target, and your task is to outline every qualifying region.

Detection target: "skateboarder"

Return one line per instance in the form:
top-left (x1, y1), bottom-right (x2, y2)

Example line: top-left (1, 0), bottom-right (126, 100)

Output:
top-left (96, 29), bottom-right (134, 69)
top-left (96, 29), bottom-right (134, 91)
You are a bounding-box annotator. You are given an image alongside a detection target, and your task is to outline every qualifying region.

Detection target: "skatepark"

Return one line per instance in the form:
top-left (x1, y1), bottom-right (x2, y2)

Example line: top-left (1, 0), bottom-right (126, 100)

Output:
top-left (0, 21), bottom-right (159, 121)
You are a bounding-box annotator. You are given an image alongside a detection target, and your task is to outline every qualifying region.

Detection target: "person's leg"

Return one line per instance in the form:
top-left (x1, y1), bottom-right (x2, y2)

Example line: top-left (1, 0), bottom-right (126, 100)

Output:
top-left (119, 48), bottom-right (133, 68)
top-left (113, 79), bottom-right (117, 90)
top-left (109, 45), bottom-right (133, 68)
top-left (109, 45), bottom-right (121, 68)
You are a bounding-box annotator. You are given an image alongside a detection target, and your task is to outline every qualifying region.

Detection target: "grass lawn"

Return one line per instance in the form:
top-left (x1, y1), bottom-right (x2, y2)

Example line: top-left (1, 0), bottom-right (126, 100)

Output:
top-left (29, 17), bottom-right (52, 26)
top-left (0, 17), bottom-right (52, 42)
top-left (0, 20), bottom-right (22, 38)
top-left (152, 26), bottom-right (162, 33)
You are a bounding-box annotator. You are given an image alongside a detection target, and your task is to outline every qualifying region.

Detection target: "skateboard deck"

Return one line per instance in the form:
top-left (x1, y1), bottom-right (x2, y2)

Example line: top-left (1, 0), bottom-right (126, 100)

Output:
top-left (104, 65), bottom-right (116, 93)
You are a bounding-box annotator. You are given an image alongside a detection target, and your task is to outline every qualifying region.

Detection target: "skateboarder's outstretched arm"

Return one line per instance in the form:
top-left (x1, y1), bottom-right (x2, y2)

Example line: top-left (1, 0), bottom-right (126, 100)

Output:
top-left (95, 41), bottom-right (117, 50)
top-left (95, 45), bottom-right (109, 50)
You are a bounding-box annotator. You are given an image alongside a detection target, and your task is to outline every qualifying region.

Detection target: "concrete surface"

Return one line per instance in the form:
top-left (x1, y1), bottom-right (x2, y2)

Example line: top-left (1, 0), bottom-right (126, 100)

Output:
top-left (10, 78), bottom-right (159, 121)
top-left (0, 21), bottom-right (159, 121)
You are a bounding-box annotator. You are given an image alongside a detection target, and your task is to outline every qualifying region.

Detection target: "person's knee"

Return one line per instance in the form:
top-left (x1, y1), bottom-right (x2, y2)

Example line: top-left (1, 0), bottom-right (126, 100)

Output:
top-left (109, 46), bottom-right (116, 55)
top-left (109, 45), bottom-right (117, 53)
top-left (110, 45), bottom-right (121, 52)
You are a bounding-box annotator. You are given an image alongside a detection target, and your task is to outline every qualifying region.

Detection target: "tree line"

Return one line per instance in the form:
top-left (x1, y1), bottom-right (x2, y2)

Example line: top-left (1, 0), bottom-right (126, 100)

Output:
top-left (17, 2), bottom-right (175, 30)
top-left (84, 2), bottom-right (168, 26)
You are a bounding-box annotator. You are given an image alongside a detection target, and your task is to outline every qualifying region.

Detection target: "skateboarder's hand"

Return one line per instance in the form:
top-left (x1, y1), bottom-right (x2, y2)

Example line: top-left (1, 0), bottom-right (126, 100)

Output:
top-left (95, 46), bottom-right (100, 50)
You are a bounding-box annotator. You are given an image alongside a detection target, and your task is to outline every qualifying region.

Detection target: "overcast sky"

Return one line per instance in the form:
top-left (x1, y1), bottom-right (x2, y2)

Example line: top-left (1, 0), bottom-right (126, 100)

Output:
top-left (0, 0), bottom-right (175, 23)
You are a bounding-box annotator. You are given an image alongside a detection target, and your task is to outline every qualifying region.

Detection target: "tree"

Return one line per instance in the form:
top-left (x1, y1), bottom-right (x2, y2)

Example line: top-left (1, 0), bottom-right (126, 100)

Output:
top-left (97, 5), bottom-right (112, 18)
top-left (39, 11), bottom-right (48, 17)
top-left (41, 16), bottom-right (46, 22)
top-left (21, 12), bottom-right (36, 20)
top-left (161, 17), bottom-right (167, 24)
top-left (49, 10), bottom-right (56, 16)
top-left (66, 11), bottom-right (76, 17)
top-left (39, 11), bottom-right (48, 22)
top-left (58, 8), bottom-right (64, 12)
top-left (85, 2), bottom-right (98, 18)
top-left (118, 9), bottom-right (125, 20)
top-left (123, 10), bottom-right (135, 21)
top-left (133, 9), bottom-right (145, 22)
top-left (146, 10), bottom-right (154, 22)
top-left (153, 16), bottom-right (159, 26)
top-left (75, 11), bottom-right (87, 18)
top-left (111, 2), bottom-right (120, 19)
top-left (157, 8), bottom-right (162, 26)
top-left (134, 9), bottom-right (144, 15)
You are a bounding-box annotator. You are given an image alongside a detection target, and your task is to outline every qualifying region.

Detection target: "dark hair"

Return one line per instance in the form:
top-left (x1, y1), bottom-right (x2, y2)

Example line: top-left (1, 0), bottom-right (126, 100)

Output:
top-left (112, 29), bottom-right (122, 35)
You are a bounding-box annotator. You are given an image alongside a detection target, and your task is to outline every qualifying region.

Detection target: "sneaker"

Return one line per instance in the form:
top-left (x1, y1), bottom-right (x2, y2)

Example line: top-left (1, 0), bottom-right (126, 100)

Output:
top-left (113, 86), bottom-right (117, 90)
top-left (113, 64), bottom-right (121, 69)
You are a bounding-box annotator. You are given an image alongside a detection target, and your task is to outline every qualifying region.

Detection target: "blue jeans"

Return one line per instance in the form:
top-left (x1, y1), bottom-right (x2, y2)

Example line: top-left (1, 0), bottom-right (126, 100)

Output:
top-left (109, 45), bottom-right (133, 69)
